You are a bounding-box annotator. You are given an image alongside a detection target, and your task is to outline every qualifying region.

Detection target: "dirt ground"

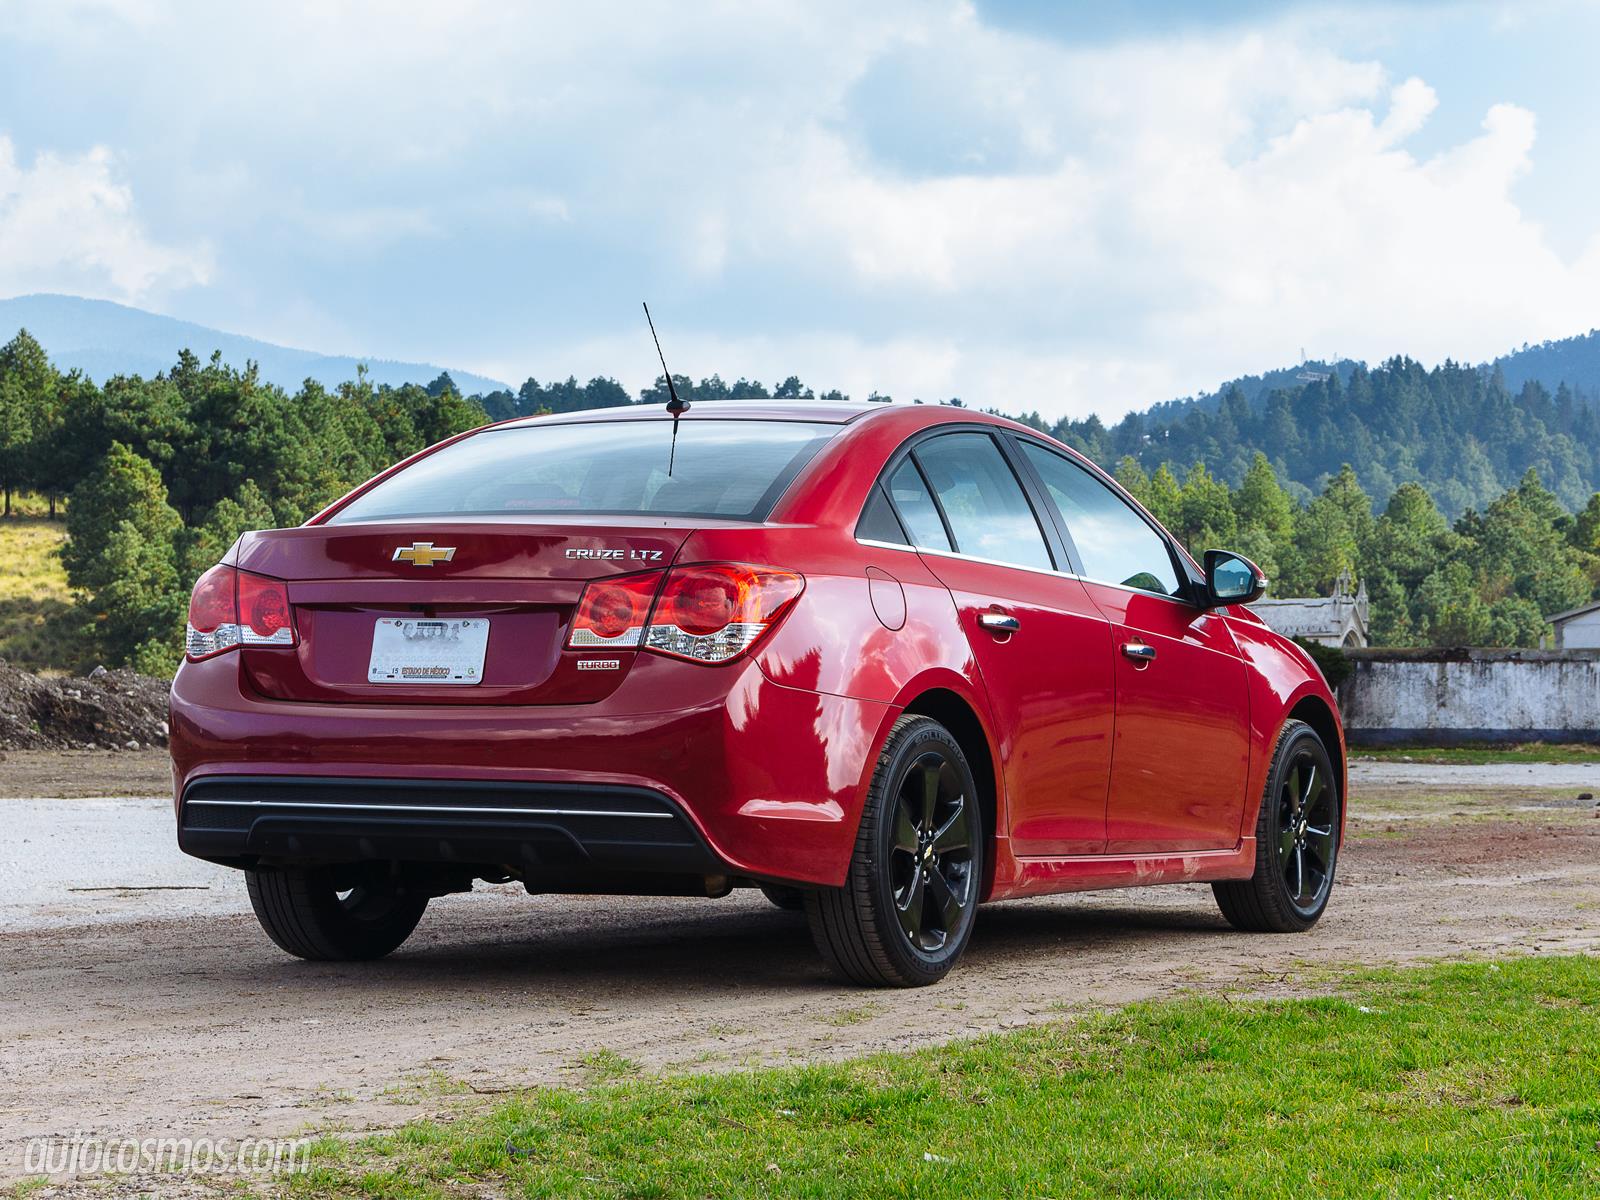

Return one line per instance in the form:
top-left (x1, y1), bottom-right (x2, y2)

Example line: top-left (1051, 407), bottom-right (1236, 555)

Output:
top-left (1, 748), bottom-right (171, 798)
top-left (3, 762), bottom-right (1599, 1189)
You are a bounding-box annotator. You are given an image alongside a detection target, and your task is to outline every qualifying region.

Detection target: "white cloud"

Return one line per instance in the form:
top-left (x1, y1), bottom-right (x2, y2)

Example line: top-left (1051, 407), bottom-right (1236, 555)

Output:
top-left (0, 135), bottom-right (210, 301)
top-left (4, 1), bottom-right (1600, 419)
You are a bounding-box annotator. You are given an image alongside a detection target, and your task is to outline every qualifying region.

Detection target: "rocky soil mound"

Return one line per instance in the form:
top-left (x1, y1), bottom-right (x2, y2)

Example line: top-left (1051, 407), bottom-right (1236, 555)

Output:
top-left (0, 660), bottom-right (170, 751)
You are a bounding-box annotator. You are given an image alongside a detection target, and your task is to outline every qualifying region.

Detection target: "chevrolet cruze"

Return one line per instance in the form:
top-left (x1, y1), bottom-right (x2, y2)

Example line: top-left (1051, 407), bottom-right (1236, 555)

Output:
top-left (170, 401), bottom-right (1345, 986)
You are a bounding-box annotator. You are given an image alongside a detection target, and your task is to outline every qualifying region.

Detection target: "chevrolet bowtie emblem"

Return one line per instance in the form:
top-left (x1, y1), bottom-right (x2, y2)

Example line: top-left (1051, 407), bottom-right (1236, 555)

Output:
top-left (392, 542), bottom-right (456, 567)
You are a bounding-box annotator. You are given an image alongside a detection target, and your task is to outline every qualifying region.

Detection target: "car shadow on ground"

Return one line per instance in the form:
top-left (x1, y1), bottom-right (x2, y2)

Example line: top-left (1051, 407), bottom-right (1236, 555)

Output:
top-left (229, 890), bottom-right (1234, 997)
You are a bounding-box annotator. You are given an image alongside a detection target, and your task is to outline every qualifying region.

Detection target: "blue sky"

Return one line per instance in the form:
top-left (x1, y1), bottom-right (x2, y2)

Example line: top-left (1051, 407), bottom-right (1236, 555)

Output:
top-left (1, 0), bottom-right (1597, 418)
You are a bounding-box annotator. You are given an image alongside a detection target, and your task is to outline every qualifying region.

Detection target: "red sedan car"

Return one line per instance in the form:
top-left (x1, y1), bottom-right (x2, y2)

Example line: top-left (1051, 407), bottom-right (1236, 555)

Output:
top-left (171, 401), bottom-right (1344, 987)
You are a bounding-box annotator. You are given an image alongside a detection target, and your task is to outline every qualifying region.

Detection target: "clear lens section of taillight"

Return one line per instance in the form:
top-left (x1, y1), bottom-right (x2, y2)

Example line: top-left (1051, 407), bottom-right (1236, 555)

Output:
top-left (567, 570), bottom-right (664, 648)
top-left (185, 565), bottom-right (297, 660)
top-left (645, 563), bottom-right (804, 663)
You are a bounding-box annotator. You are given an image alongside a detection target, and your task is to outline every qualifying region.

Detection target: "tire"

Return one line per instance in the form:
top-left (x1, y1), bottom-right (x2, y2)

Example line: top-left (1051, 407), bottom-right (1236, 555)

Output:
top-left (1213, 719), bottom-right (1341, 933)
top-left (246, 863), bottom-right (429, 961)
top-left (759, 883), bottom-right (806, 911)
top-left (806, 715), bottom-right (982, 987)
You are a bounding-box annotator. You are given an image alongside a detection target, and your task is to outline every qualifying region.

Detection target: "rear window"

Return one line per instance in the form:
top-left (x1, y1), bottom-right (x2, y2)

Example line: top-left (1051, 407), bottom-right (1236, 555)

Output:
top-left (327, 420), bottom-right (836, 524)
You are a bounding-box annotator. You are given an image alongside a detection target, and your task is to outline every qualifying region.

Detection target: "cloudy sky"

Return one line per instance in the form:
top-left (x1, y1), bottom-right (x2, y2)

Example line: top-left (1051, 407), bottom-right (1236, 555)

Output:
top-left (2, 0), bottom-right (1598, 418)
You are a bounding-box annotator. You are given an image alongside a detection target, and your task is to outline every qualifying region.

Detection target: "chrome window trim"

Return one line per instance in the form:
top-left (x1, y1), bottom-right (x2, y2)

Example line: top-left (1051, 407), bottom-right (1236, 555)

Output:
top-left (854, 537), bottom-right (1197, 607)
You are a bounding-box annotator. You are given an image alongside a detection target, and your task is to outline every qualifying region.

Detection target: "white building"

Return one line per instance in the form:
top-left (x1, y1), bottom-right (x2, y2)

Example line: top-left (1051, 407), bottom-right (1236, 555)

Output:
top-left (1547, 600), bottom-right (1600, 650)
top-left (1249, 570), bottom-right (1370, 648)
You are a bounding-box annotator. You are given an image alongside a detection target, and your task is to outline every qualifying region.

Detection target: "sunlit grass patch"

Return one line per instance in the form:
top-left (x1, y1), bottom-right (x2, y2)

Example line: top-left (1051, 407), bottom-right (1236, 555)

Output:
top-left (0, 515), bottom-right (79, 672)
top-left (283, 956), bottom-right (1600, 1199)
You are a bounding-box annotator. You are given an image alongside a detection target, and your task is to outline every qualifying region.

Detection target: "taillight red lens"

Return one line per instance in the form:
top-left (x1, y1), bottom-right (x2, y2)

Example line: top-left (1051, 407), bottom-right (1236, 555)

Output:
top-left (188, 564), bottom-right (235, 635)
top-left (568, 570), bottom-right (663, 648)
top-left (659, 566), bottom-right (740, 636)
top-left (185, 565), bottom-right (297, 660)
top-left (237, 571), bottom-right (295, 645)
top-left (645, 563), bottom-right (803, 663)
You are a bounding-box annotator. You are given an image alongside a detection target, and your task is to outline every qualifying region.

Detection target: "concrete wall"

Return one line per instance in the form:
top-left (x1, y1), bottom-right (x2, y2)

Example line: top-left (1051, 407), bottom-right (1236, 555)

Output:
top-left (1340, 648), bottom-right (1600, 745)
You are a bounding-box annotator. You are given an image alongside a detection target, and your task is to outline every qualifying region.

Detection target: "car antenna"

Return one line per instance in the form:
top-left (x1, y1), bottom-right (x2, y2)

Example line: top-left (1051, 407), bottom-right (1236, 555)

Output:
top-left (642, 301), bottom-right (689, 476)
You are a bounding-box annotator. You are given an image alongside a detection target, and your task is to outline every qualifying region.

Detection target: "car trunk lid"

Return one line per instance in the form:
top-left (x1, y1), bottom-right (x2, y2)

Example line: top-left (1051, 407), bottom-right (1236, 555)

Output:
top-left (234, 519), bottom-right (695, 705)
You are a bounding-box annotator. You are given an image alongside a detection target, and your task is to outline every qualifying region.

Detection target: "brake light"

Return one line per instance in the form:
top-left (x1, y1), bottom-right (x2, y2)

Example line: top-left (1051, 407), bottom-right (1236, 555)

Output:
top-left (565, 563), bottom-right (804, 664)
top-left (645, 563), bottom-right (804, 663)
top-left (185, 565), bottom-right (297, 660)
top-left (567, 570), bottom-right (664, 648)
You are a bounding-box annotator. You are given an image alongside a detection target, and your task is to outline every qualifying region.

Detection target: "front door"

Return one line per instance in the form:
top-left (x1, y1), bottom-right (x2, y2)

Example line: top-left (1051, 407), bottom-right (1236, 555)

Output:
top-left (884, 431), bottom-right (1115, 857)
top-left (1016, 440), bottom-right (1252, 854)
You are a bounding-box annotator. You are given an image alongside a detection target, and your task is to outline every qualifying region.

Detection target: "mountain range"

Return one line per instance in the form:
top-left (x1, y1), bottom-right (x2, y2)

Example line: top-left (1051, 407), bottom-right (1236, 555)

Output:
top-left (0, 294), bottom-right (509, 396)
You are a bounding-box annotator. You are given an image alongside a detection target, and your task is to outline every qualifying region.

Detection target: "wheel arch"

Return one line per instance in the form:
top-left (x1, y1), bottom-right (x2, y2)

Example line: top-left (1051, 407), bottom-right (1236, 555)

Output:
top-left (898, 686), bottom-right (1000, 899)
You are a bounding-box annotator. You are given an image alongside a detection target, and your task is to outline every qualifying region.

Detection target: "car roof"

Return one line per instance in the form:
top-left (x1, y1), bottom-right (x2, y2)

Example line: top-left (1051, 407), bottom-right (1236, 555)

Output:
top-left (498, 401), bottom-right (889, 427)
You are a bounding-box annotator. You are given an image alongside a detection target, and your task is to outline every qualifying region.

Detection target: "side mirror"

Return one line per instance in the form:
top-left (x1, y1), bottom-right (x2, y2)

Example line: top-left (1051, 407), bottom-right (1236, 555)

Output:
top-left (1203, 549), bottom-right (1266, 607)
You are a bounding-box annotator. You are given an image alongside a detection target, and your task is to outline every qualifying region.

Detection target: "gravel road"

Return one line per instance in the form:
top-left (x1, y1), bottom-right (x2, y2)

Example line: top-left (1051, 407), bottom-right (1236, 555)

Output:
top-left (4, 764), bottom-right (1599, 1184)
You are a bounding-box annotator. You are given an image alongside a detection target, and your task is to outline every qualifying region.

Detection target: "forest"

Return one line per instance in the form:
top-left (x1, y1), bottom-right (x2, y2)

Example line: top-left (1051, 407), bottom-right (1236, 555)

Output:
top-left (0, 326), bottom-right (1596, 673)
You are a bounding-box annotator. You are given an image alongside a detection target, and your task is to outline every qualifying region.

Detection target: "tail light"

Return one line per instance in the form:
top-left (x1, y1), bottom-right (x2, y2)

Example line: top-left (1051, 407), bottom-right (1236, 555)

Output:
top-left (565, 563), bottom-right (804, 664)
top-left (185, 565), bottom-right (297, 660)
top-left (568, 570), bottom-right (664, 648)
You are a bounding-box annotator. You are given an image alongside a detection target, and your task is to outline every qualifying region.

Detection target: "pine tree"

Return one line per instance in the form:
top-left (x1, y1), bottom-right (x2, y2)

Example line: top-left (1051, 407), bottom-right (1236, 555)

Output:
top-left (0, 329), bottom-right (57, 514)
top-left (63, 443), bottom-right (185, 669)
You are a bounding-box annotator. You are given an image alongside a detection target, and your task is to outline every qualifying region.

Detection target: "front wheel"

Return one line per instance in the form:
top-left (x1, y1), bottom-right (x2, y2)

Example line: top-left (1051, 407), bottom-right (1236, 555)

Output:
top-left (1213, 719), bottom-right (1341, 932)
top-left (246, 863), bottom-right (429, 961)
top-left (806, 715), bottom-right (982, 987)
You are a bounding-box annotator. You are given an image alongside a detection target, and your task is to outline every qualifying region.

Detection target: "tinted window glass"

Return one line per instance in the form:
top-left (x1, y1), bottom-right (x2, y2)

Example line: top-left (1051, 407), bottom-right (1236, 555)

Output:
top-left (857, 484), bottom-right (909, 544)
top-left (914, 433), bottom-right (1052, 571)
top-left (328, 420), bottom-right (834, 523)
top-left (1020, 443), bottom-right (1180, 595)
top-left (887, 460), bottom-right (952, 551)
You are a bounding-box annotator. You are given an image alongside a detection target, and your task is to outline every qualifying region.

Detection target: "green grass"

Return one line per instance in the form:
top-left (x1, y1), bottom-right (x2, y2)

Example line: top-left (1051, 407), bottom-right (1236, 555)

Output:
top-left (273, 957), bottom-right (1600, 1199)
top-left (1353, 743), bottom-right (1600, 765)
top-left (0, 514), bottom-right (78, 672)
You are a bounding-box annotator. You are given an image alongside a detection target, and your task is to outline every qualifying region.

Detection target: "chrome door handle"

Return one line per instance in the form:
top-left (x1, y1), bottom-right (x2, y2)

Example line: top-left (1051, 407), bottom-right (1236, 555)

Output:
top-left (1121, 641), bottom-right (1156, 662)
top-left (978, 611), bottom-right (1021, 634)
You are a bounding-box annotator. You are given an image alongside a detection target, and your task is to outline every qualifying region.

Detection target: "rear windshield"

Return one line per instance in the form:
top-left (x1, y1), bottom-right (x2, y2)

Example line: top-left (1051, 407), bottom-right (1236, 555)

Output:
top-left (326, 419), bottom-right (836, 524)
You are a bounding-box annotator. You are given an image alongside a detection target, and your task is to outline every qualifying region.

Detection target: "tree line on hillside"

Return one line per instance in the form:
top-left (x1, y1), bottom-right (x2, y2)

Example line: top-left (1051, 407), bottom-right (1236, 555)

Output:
top-left (1010, 358), bottom-right (1600, 519)
top-left (1113, 456), bottom-right (1598, 649)
top-left (0, 326), bottom-right (1596, 673)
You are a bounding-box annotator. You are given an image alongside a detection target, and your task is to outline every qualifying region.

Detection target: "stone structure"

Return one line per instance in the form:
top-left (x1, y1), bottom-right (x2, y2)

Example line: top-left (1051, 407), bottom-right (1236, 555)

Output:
top-left (1249, 570), bottom-right (1369, 648)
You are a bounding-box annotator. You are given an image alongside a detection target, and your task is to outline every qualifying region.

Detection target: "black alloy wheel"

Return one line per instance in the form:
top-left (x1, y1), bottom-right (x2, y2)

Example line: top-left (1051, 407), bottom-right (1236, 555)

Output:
top-left (807, 715), bottom-right (983, 986)
top-left (1275, 747), bottom-right (1337, 915)
top-left (888, 749), bottom-right (977, 952)
top-left (1214, 718), bottom-right (1341, 933)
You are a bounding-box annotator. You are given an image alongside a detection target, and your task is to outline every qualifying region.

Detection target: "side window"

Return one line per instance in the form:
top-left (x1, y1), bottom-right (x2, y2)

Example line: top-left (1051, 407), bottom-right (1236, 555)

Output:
top-left (913, 433), bottom-right (1053, 571)
top-left (886, 459), bottom-right (952, 551)
top-left (857, 483), bottom-right (909, 545)
top-left (1019, 442), bottom-right (1181, 597)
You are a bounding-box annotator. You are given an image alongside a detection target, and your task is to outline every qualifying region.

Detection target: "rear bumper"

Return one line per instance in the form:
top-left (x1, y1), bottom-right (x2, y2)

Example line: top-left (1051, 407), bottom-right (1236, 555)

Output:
top-left (169, 651), bottom-right (895, 887)
top-left (178, 775), bottom-right (726, 881)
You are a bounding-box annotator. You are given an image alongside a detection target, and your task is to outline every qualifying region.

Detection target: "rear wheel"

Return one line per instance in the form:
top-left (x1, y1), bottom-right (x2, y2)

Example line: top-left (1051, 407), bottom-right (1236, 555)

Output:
top-left (1213, 719), bottom-right (1340, 932)
top-left (246, 863), bottom-right (429, 961)
top-left (806, 715), bottom-right (982, 987)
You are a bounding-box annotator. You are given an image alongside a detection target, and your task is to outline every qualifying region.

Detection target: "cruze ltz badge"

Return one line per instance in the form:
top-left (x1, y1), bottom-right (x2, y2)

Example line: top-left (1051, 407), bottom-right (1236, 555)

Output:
top-left (565, 547), bottom-right (664, 562)
top-left (392, 542), bottom-right (456, 566)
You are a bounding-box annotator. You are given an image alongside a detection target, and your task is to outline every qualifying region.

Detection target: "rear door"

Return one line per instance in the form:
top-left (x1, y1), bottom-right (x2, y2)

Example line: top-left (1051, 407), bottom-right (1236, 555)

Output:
top-left (879, 430), bottom-right (1115, 857)
top-left (1015, 440), bottom-right (1251, 854)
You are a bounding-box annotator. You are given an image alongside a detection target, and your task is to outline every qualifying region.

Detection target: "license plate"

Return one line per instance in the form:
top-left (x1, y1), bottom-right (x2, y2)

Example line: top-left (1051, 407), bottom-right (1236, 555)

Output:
top-left (367, 618), bottom-right (489, 685)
